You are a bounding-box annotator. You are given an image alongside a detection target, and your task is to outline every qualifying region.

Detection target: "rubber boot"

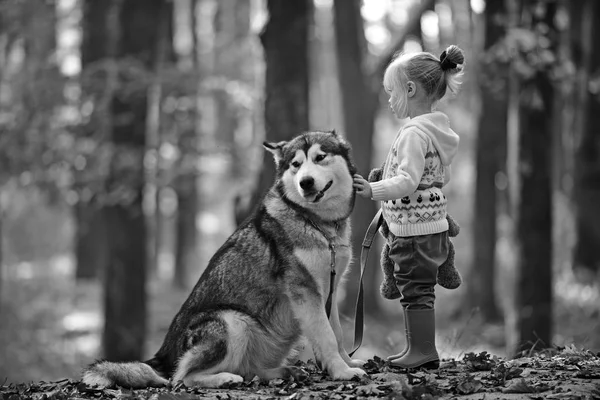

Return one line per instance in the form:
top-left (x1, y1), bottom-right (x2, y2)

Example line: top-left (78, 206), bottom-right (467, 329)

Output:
top-left (387, 310), bottom-right (408, 361)
top-left (390, 308), bottom-right (439, 369)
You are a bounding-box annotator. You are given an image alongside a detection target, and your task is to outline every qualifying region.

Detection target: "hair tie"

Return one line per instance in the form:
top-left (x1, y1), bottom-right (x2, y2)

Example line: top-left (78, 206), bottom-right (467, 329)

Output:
top-left (439, 50), bottom-right (457, 71)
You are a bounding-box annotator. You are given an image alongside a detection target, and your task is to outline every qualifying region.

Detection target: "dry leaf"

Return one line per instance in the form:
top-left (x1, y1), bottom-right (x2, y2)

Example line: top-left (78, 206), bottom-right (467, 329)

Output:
top-left (502, 378), bottom-right (538, 393)
top-left (355, 383), bottom-right (384, 396)
top-left (456, 376), bottom-right (483, 395)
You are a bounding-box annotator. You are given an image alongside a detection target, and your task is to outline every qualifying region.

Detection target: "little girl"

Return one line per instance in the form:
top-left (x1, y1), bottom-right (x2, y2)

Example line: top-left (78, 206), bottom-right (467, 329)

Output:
top-left (353, 45), bottom-right (464, 369)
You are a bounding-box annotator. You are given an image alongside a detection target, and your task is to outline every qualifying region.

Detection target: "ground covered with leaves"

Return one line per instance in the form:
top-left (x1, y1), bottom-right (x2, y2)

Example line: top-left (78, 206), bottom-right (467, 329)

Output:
top-left (2, 347), bottom-right (599, 400)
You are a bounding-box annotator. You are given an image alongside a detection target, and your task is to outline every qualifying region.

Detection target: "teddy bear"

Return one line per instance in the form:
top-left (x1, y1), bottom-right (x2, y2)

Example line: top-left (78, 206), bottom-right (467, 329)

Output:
top-left (368, 167), bottom-right (462, 299)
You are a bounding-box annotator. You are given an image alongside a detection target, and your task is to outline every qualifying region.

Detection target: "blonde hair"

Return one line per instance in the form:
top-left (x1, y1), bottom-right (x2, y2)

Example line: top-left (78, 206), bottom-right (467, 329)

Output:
top-left (383, 45), bottom-right (465, 105)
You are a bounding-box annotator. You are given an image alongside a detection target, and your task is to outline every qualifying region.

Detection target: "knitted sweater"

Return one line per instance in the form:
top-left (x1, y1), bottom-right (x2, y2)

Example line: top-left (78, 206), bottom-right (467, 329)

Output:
top-left (370, 111), bottom-right (460, 237)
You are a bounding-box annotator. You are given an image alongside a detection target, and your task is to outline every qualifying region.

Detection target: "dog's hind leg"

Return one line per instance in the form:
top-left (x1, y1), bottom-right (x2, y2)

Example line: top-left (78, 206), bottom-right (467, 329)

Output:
top-left (172, 312), bottom-right (250, 388)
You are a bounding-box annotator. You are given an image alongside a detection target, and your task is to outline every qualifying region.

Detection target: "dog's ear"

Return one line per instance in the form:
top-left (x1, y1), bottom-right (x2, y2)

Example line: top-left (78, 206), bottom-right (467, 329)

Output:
top-left (263, 141), bottom-right (287, 163)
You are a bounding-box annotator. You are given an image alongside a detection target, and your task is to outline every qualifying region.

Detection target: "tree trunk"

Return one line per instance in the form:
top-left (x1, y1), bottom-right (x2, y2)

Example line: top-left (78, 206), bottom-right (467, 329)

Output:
top-left (573, 0), bottom-right (600, 275)
top-left (78, 0), bottom-right (113, 281)
top-left (174, 170), bottom-right (198, 289)
top-left (235, 0), bottom-right (311, 224)
top-left (465, 0), bottom-right (506, 322)
top-left (74, 203), bottom-right (107, 280)
top-left (0, 200), bottom-right (3, 303)
top-left (332, 0), bottom-right (380, 317)
top-left (157, 0), bottom-right (200, 291)
top-left (98, 0), bottom-right (168, 361)
top-left (511, 0), bottom-right (555, 356)
top-left (213, 0), bottom-right (251, 179)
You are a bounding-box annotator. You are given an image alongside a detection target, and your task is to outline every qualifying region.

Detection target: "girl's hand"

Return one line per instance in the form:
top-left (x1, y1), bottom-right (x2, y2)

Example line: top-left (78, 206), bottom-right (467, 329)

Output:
top-left (353, 174), bottom-right (372, 199)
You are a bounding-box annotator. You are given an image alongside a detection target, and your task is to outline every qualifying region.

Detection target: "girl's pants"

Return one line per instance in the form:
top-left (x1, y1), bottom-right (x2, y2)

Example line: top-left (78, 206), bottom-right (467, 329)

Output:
top-left (388, 231), bottom-right (450, 309)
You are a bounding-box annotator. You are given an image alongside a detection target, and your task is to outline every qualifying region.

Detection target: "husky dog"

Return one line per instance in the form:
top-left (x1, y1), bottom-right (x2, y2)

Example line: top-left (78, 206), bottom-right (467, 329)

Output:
top-left (82, 131), bottom-right (366, 389)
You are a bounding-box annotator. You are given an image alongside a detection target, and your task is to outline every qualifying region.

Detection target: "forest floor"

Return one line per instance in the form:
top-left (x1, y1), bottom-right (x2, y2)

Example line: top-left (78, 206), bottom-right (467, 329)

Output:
top-left (1, 347), bottom-right (599, 399)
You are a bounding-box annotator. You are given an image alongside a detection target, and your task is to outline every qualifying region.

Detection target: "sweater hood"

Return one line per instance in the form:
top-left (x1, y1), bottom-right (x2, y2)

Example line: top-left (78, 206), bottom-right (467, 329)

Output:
top-left (403, 111), bottom-right (460, 165)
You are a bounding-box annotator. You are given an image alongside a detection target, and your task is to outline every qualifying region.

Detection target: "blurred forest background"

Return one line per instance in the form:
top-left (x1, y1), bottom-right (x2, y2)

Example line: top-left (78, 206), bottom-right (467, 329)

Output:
top-left (1, 0), bottom-right (599, 384)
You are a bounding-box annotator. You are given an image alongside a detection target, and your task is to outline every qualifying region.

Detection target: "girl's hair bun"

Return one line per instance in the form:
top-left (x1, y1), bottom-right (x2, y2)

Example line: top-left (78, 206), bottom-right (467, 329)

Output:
top-left (440, 45), bottom-right (464, 71)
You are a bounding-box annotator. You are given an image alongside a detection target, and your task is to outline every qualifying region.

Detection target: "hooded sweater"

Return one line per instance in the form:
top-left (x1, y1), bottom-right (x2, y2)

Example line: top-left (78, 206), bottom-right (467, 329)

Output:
top-left (370, 111), bottom-right (460, 237)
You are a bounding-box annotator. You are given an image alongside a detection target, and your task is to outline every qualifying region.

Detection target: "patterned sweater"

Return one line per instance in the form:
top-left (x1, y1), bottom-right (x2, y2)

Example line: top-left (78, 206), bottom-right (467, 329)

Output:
top-left (370, 111), bottom-right (460, 237)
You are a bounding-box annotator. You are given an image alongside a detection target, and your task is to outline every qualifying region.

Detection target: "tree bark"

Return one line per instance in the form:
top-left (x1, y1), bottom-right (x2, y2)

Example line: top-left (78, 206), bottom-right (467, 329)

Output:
top-left (78, 0), bottom-right (113, 281)
top-left (511, 0), bottom-right (555, 356)
top-left (573, 0), bottom-right (600, 275)
top-left (235, 0), bottom-right (311, 225)
top-left (97, 0), bottom-right (168, 361)
top-left (74, 202), bottom-right (107, 280)
top-left (213, 0), bottom-right (251, 179)
top-left (174, 171), bottom-right (198, 289)
top-left (465, 0), bottom-right (507, 322)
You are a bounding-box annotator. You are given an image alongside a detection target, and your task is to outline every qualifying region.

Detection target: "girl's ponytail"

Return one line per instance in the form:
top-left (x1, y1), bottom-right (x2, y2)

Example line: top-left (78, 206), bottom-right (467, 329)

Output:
top-left (439, 45), bottom-right (465, 97)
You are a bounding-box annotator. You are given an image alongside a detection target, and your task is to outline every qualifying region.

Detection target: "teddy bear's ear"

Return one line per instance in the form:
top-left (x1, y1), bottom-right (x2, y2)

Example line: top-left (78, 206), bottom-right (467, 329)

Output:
top-left (368, 167), bottom-right (383, 182)
top-left (263, 140), bottom-right (287, 163)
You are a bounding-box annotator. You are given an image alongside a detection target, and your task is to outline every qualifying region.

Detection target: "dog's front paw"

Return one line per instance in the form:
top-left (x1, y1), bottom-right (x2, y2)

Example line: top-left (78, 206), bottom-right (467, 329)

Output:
top-left (346, 359), bottom-right (366, 368)
top-left (331, 367), bottom-right (366, 380)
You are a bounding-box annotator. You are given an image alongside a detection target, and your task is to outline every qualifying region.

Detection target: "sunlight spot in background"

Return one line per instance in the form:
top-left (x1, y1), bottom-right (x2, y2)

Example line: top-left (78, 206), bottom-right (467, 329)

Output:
top-left (361, 0), bottom-right (389, 22)
top-left (159, 186), bottom-right (178, 217)
top-left (436, 2), bottom-right (454, 37)
top-left (62, 311), bottom-right (102, 357)
top-left (250, 0), bottom-right (268, 33)
top-left (403, 39), bottom-right (422, 54)
top-left (62, 311), bottom-right (101, 332)
top-left (555, 271), bottom-right (600, 308)
top-left (61, 56), bottom-right (80, 77)
top-left (158, 252), bottom-right (175, 280)
top-left (365, 24), bottom-right (391, 49)
top-left (470, 0), bottom-right (486, 14)
top-left (421, 10), bottom-right (440, 49)
top-left (389, 8), bottom-right (408, 26)
top-left (11, 255), bottom-right (73, 280)
top-left (57, 0), bottom-right (81, 77)
top-left (314, 0), bottom-right (333, 9)
top-left (389, 0), bottom-right (419, 26)
top-left (197, 212), bottom-right (221, 235)
top-left (421, 10), bottom-right (439, 39)
top-left (15, 262), bottom-right (34, 280)
top-left (495, 171), bottom-right (508, 191)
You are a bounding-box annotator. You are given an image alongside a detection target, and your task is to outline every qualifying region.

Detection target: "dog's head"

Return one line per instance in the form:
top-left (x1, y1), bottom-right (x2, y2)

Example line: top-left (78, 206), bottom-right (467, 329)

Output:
top-left (264, 130), bottom-right (357, 221)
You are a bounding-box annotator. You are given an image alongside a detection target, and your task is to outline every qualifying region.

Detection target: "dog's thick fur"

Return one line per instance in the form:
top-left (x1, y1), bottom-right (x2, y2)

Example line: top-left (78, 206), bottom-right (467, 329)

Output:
top-left (82, 131), bottom-right (366, 389)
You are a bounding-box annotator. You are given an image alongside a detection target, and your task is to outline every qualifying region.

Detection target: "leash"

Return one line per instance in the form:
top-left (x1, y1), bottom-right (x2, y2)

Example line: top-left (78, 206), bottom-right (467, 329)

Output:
top-left (305, 218), bottom-right (339, 319)
top-left (348, 209), bottom-right (383, 357)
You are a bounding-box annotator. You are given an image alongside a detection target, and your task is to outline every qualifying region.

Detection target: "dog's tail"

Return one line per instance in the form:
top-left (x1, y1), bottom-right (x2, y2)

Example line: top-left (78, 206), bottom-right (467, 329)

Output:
top-left (82, 359), bottom-right (168, 389)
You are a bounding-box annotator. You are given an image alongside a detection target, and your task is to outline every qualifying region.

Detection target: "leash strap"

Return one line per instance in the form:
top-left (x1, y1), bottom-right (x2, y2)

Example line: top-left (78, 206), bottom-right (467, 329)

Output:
top-left (325, 243), bottom-right (336, 318)
top-left (305, 218), bottom-right (339, 319)
top-left (349, 209), bottom-right (383, 357)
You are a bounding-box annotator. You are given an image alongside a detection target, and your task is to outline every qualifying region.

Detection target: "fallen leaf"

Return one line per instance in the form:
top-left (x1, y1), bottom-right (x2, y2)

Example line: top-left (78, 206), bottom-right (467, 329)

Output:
top-left (371, 372), bottom-right (405, 383)
top-left (464, 351), bottom-right (496, 371)
top-left (501, 378), bottom-right (538, 393)
top-left (355, 383), bottom-right (384, 396)
top-left (455, 376), bottom-right (483, 395)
